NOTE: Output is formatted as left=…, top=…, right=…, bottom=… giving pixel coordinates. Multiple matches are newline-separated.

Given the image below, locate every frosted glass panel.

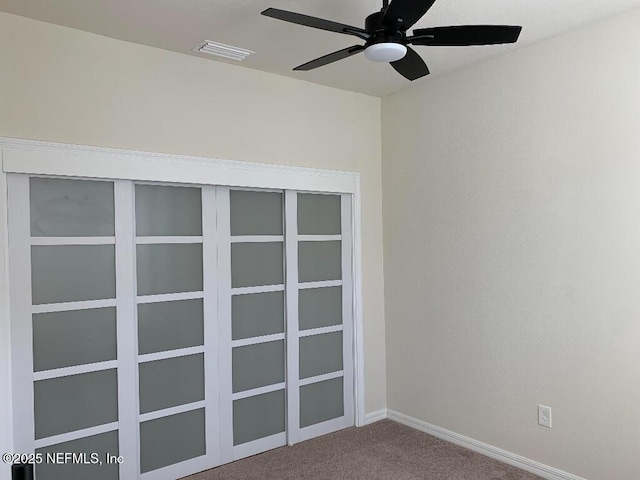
left=233, top=390, right=285, bottom=445
left=138, top=299, right=203, bottom=355
left=31, top=245, right=115, bottom=305
left=300, top=377, right=344, bottom=428
left=299, top=287, right=342, bottom=331
left=34, top=369, right=118, bottom=439
left=298, top=241, right=341, bottom=283
left=33, top=307, right=117, bottom=372
left=36, top=431, right=119, bottom=480
left=135, top=184, right=202, bottom=236
left=139, top=354, right=204, bottom=414
left=230, top=190, right=283, bottom=236
left=30, top=177, right=115, bottom=237
left=299, top=331, right=343, bottom=379
left=297, top=194, right=341, bottom=235
left=136, top=244, right=203, bottom=296
left=232, top=291, right=284, bottom=340
left=231, top=242, right=283, bottom=288
left=232, top=340, right=284, bottom=393
left=140, top=409, right=205, bottom=473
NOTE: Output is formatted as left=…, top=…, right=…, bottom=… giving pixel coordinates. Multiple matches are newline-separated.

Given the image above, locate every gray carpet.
left=184, top=420, right=543, bottom=480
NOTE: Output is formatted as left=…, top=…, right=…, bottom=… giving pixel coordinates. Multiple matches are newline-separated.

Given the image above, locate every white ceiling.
left=1, top=0, right=640, bottom=97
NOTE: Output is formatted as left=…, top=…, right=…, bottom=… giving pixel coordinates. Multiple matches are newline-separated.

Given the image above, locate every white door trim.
left=352, top=178, right=366, bottom=427
left=6, top=174, right=34, bottom=454
left=0, top=137, right=358, bottom=194
left=0, top=164, right=12, bottom=480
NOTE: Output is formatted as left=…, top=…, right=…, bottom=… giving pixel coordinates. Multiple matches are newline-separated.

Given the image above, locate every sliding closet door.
left=8, top=172, right=356, bottom=479
left=286, top=192, right=354, bottom=444
left=217, top=188, right=287, bottom=462
left=134, top=183, right=218, bottom=479
left=9, top=175, right=122, bottom=480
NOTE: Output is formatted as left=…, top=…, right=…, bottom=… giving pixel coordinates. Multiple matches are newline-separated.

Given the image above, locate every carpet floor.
left=183, top=420, right=544, bottom=480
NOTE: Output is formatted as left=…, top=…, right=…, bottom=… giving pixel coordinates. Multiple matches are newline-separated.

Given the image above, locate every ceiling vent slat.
left=193, top=40, right=254, bottom=61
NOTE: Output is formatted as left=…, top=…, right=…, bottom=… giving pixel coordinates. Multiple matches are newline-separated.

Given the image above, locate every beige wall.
left=382, top=8, right=640, bottom=480
left=5, top=5, right=640, bottom=479
left=0, top=12, right=386, bottom=471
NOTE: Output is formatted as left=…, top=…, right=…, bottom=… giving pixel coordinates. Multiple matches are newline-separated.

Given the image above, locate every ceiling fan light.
left=364, top=43, right=407, bottom=62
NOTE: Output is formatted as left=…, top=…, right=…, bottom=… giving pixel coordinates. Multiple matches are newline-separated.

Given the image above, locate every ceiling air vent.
left=193, top=40, right=254, bottom=61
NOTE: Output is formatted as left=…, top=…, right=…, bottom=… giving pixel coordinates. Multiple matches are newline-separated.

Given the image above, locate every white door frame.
left=0, top=137, right=366, bottom=476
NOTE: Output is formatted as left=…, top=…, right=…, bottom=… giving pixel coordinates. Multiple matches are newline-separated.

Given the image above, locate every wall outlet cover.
left=538, top=404, right=552, bottom=428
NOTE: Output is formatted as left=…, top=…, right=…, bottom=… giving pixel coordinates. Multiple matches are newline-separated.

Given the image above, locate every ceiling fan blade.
left=390, top=46, right=429, bottom=81
left=382, top=0, right=437, bottom=30
left=294, top=45, right=365, bottom=71
left=409, top=25, right=522, bottom=46
left=262, top=8, right=368, bottom=38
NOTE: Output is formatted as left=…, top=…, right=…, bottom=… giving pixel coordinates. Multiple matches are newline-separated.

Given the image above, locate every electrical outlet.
left=538, top=405, right=552, bottom=428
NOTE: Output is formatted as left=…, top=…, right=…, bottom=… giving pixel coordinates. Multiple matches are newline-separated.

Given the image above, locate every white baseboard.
left=383, top=409, right=587, bottom=480
left=364, top=408, right=387, bottom=425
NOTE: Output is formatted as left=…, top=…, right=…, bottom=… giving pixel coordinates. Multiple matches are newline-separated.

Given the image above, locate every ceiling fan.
left=262, top=0, right=522, bottom=80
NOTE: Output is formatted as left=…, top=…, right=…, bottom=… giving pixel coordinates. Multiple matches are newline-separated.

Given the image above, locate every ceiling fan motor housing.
left=363, top=11, right=407, bottom=62
left=365, top=11, right=405, bottom=40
